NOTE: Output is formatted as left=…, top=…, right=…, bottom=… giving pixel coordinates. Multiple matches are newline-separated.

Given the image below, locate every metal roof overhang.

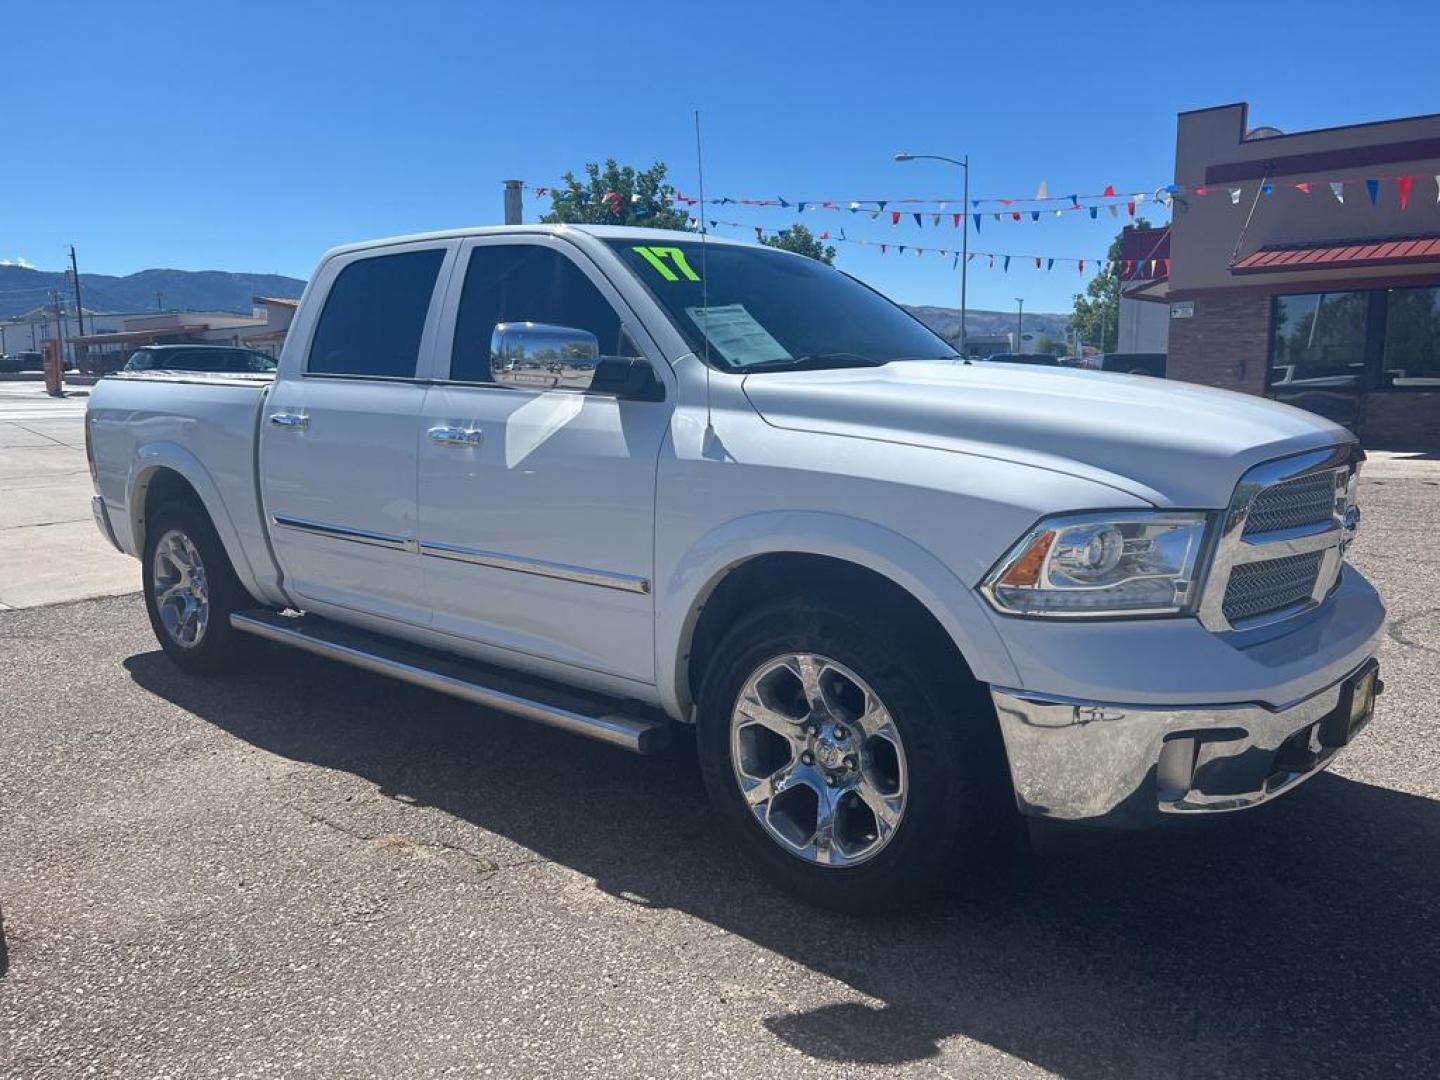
left=1232, top=236, right=1440, bottom=275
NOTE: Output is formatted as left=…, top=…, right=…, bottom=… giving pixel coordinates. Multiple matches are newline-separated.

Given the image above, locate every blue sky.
left=6, top=0, right=1437, bottom=315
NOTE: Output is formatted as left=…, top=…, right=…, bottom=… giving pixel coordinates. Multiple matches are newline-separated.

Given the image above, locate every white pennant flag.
left=1229, top=188, right=1242, bottom=205
left=1035, top=180, right=1049, bottom=200
left=1434, top=176, right=1439, bottom=204
left=932, top=214, right=942, bottom=226
left=1330, top=182, right=1345, bottom=204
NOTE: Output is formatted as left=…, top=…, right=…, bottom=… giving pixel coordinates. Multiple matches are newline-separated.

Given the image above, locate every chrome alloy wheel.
left=730, top=653, right=909, bottom=867
left=151, top=529, right=210, bottom=648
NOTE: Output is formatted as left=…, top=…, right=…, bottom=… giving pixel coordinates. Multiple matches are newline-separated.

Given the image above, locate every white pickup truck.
left=87, top=224, right=1384, bottom=911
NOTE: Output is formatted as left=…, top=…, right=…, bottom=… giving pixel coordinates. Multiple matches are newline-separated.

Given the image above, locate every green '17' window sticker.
left=632, top=246, right=700, bottom=282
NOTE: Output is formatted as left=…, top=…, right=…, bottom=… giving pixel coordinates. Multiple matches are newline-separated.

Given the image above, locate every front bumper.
left=991, top=660, right=1379, bottom=823
left=91, top=495, right=123, bottom=553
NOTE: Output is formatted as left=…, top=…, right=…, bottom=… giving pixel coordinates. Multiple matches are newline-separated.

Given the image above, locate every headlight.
left=980, top=511, right=1209, bottom=617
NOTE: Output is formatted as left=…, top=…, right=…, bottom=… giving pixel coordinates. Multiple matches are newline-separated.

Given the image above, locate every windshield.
left=605, top=240, right=957, bottom=372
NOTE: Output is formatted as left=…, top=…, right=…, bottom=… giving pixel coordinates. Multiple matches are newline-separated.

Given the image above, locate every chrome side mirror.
left=490, top=322, right=600, bottom=392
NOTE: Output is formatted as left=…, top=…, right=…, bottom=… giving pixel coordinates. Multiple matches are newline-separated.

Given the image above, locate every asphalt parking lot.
left=2, top=454, right=1438, bottom=1079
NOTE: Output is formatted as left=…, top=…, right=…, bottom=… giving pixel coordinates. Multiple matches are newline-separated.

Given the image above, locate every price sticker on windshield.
left=632, top=246, right=701, bottom=282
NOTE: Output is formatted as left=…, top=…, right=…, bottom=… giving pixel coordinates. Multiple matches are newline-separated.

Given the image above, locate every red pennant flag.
left=1011, top=211, right=1021, bottom=221
left=1295, top=182, right=1311, bottom=195
left=1398, top=176, right=1414, bottom=209
left=1194, top=186, right=1209, bottom=196
left=819, top=232, right=830, bottom=240
left=1102, top=184, right=1115, bottom=198
left=952, top=213, right=961, bottom=228
left=1000, top=198, right=1014, bottom=206
left=1035, top=257, right=1041, bottom=269
left=1078, top=259, right=1085, bottom=273
left=1127, top=201, right=1136, bottom=218
left=1163, top=258, right=1172, bottom=275
left=891, top=211, right=901, bottom=225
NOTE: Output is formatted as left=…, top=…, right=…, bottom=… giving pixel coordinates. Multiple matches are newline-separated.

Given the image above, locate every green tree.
left=1071, top=218, right=1152, bottom=352
left=758, top=223, right=837, bottom=265
left=539, top=160, right=695, bottom=231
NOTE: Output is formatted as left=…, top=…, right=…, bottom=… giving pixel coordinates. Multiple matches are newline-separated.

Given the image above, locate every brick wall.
left=1361, top=393, right=1440, bottom=448
left=1166, top=292, right=1270, bottom=396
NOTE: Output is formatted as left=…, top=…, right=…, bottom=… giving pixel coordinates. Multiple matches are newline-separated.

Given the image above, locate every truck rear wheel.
left=142, top=500, right=252, bottom=675
left=696, top=598, right=1009, bottom=913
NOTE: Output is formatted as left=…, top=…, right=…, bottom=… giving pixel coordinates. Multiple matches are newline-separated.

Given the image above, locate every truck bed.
left=87, top=372, right=285, bottom=605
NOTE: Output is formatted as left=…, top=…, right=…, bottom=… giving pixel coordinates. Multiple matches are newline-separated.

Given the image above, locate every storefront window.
left=1270, top=292, right=1368, bottom=389
left=1381, top=285, right=1440, bottom=388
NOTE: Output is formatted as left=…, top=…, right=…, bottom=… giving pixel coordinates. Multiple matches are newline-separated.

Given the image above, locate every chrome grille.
left=1197, top=446, right=1356, bottom=633
left=1242, top=471, right=1340, bottom=536
left=1222, top=551, right=1325, bottom=624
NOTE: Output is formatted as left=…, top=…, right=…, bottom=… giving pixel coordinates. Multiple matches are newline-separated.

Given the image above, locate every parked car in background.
left=88, top=224, right=1384, bottom=913
left=1083, top=352, right=1167, bottom=377
left=122, top=345, right=277, bottom=375
left=1, top=350, right=52, bottom=373
left=981, top=352, right=1063, bottom=366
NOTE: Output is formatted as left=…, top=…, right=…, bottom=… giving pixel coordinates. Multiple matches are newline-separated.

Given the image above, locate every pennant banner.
left=697, top=217, right=1110, bottom=275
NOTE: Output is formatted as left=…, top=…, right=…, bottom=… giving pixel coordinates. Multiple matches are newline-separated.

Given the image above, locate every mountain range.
left=0, top=266, right=306, bottom=320
left=1, top=266, right=1071, bottom=347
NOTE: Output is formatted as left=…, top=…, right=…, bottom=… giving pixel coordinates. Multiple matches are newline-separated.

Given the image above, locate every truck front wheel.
left=141, top=500, right=252, bottom=675
left=696, top=599, right=1009, bottom=913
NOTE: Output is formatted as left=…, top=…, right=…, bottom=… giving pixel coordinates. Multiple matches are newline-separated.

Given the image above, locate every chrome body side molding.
left=270, top=514, right=412, bottom=552
left=418, top=540, right=651, bottom=594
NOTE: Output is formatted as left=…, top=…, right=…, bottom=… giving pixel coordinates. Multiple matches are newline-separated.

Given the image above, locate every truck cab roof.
left=319, top=223, right=755, bottom=264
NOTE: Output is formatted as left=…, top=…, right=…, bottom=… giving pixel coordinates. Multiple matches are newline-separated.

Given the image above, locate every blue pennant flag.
left=952, top=254, right=959, bottom=270
left=876, top=200, right=887, bottom=212
left=1030, top=211, right=1040, bottom=221
left=1365, top=179, right=1380, bottom=205
left=1089, top=206, right=1098, bottom=219
left=1047, top=258, right=1054, bottom=271
left=1261, top=183, right=1274, bottom=197
left=973, top=213, right=981, bottom=232
left=797, top=202, right=807, bottom=213
left=1003, top=256, right=1011, bottom=272
left=1070, top=194, right=1079, bottom=208
left=777, top=197, right=790, bottom=208
left=913, top=212, right=923, bottom=227
left=898, top=245, right=906, bottom=254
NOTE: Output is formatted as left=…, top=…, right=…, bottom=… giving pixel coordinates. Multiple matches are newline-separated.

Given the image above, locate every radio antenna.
left=694, top=109, right=714, bottom=436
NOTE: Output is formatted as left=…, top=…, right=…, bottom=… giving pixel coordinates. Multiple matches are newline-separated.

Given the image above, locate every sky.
left=6, top=0, right=1439, bottom=316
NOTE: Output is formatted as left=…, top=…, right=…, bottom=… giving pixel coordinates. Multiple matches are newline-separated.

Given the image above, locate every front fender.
left=127, top=442, right=275, bottom=604
left=655, top=510, right=1023, bottom=720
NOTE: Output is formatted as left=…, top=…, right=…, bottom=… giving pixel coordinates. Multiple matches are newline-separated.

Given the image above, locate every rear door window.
left=308, top=248, right=445, bottom=379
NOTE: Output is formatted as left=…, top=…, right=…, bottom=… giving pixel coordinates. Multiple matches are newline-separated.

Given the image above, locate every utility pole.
left=1014, top=297, right=1024, bottom=353
left=895, top=151, right=969, bottom=353
left=155, top=290, right=164, bottom=312
left=68, top=246, right=86, bottom=337
left=503, top=180, right=523, bottom=225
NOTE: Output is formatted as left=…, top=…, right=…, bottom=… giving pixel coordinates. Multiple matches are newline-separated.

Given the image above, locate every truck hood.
left=741, top=360, right=1354, bottom=508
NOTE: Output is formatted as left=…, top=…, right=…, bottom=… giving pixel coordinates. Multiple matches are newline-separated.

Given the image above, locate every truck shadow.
left=125, top=646, right=1439, bottom=1078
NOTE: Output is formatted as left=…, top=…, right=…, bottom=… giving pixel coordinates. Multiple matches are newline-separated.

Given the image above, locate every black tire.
left=696, top=598, right=1011, bottom=914
left=141, top=498, right=253, bottom=675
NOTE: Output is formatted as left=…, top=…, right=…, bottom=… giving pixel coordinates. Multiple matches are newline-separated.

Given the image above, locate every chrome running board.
left=230, top=609, right=670, bottom=754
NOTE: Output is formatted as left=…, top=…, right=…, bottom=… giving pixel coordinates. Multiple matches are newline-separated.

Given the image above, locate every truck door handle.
left=269, top=412, right=309, bottom=430
left=428, top=425, right=483, bottom=446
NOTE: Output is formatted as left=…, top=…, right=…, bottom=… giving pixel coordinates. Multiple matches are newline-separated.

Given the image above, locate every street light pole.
left=895, top=151, right=968, bottom=354
left=1014, top=297, right=1024, bottom=352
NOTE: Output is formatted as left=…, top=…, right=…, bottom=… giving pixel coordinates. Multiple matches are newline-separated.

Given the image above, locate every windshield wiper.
left=742, top=352, right=892, bottom=372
